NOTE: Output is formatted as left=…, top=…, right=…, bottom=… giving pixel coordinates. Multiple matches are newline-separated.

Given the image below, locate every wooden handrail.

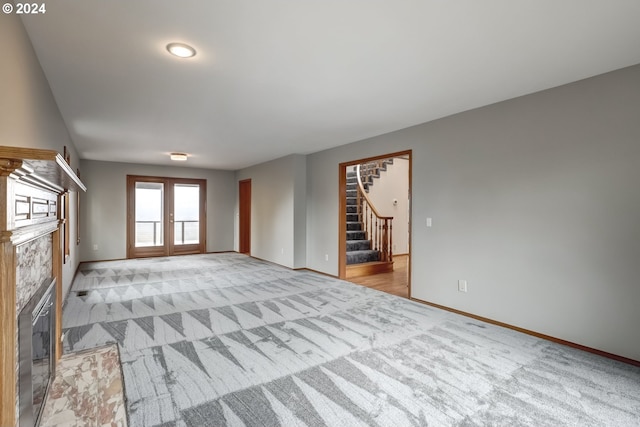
left=355, top=164, right=393, bottom=263
left=355, top=164, right=391, bottom=220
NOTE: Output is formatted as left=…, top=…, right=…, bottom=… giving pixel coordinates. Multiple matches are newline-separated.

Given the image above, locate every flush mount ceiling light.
left=170, top=152, right=188, bottom=161
left=166, top=42, right=196, bottom=58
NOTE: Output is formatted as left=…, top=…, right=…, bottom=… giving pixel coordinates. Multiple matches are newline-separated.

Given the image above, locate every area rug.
left=62, top=253, right=640, bottom=426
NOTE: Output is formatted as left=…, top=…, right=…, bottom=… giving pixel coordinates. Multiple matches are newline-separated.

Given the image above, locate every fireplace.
left=0, top=147, right=86, bottom=427
left=18, top=278, right=56, bottom=427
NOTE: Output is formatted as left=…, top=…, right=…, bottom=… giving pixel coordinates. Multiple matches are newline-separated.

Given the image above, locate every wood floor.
left=347, top=254, right=409, bottom=298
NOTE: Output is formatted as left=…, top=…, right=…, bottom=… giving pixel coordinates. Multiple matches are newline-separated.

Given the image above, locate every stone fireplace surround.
left=0, top=147, right=86, bottom=427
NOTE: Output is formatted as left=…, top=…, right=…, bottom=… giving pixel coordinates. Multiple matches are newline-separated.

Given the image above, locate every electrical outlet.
left=458, top=280, right=467, bottom=293
left=325, top=254, right=329, bottom=261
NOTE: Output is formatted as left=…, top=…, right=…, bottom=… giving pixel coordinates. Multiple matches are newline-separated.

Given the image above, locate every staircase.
left=345, top=161, right=394, bottom=278
left=360, top=158, right=393, bottom=193
left=346, top=170, right=380, bottom=265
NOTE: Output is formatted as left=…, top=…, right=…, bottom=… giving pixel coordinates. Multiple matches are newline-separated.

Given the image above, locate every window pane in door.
left=174, top=184, right=200, bottom=245
left=135, top=182, right=164, bottom=247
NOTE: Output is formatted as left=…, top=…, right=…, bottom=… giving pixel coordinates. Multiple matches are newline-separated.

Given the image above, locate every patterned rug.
left=63, top=253, right=640, bottom=426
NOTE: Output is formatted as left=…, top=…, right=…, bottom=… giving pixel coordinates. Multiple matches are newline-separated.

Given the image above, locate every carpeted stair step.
left=347, top=197, right=357, bottom=206
left=346, top=250, right=380, bottom=265
left=347, top=230, right=366, bottom=240
left=346, top=213, right=359, bottom=222
left=346, top=189, right=357, bottom=198
left=347, top=205, right=358, bottom=214
left=346, top=222, right=362, bottom=231
left=347, top=240, right=371, bottom=251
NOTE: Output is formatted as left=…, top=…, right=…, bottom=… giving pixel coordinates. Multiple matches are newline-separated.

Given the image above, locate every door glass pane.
left=174, top=184, right=200, bottom=245
left=135, top=182, right=164, bottom=247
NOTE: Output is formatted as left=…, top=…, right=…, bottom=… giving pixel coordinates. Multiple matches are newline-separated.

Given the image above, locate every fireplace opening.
left=18, top=278, right=56, bottom=427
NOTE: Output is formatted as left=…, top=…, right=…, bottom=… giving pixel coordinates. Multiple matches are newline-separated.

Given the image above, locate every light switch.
left=458, top=280, right=467, bottom=292
left=426, top=217, right=432, bottom=227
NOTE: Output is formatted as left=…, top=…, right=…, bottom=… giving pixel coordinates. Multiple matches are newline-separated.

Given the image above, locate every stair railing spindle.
left=362, top=202, right=367, bottom=240
left=379, top=220, right=382, bottom=261
left=367, top=209, right=372, bottom=246
left=388, top=220, right=393, bottom=262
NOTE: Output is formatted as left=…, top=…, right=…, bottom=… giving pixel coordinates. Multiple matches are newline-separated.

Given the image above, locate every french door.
left=127, top=175, right=206, bottom=258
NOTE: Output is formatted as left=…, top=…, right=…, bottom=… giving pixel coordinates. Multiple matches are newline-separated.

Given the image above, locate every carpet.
left=63, top=253, right=640, bottom=426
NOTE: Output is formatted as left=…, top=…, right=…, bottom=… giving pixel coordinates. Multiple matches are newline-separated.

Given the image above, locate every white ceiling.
left=21, top=1, right=640, bottom=170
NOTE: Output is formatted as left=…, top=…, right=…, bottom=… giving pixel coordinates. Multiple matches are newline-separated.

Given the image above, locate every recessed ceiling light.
left=170, top=153, right=188, bottom=161
left=166, top=43, right=196, bottom=58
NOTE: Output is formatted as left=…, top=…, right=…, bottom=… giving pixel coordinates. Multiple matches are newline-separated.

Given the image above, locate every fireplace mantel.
left=0, top=147, right=86, bottom=192
left=0, top=146, right=86, bottom=427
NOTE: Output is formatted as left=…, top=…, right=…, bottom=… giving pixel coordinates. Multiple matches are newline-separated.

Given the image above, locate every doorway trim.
left=126, top=175, right=207, bottom=258
left=338, top=150, right=412, bottom=296
left=238, top=179, right=252, bottom=255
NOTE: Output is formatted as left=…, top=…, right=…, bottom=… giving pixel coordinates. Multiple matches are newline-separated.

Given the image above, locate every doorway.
left=339, top=150, right=412, bottom=297
left=126, top=175, right=206, bottom=258
left=238, top=179, right=251, bottom=254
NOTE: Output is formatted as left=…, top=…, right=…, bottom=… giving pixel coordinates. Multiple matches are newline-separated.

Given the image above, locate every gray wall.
left=79, top=160, right=235, bottom=261
left=305, top=64, right=640, bottom=361
left=1, top=13, right=81, bottom=300
left=235, top=154, right=307, bottom=269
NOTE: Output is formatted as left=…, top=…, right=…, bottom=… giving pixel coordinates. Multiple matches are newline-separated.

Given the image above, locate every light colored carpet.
left=63, top=253, right=640, bottom=426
